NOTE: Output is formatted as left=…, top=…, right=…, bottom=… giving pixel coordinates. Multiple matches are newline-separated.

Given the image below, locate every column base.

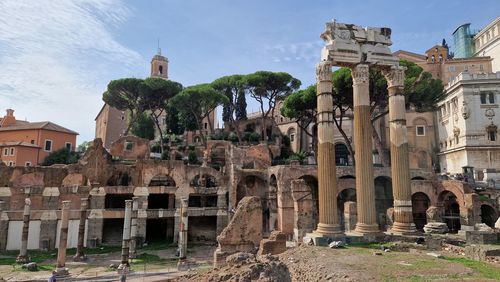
left=55, top=267, right=69, bottom=277
left=389, top=222, right=417, bottom=235
left=354, top=223, right=380, bottom=235
left=117, top=262, right=130, bottom=270
left=314, top=223, right=342, bottom=237
left=72, top=252, right=87, bottom=261
left=15, top=255, right=30, bottom=264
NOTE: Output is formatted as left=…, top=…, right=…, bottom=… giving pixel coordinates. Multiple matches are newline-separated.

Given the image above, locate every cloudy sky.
left=0, top=0, right=498, bottom=144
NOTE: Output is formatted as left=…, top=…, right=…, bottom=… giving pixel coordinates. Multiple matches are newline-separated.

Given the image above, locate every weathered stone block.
left=466, top=231, right=499, bottom=245
left=257, top=231, right=286, bottom=256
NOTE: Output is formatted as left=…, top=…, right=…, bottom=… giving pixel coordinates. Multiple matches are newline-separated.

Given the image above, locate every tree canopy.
left=245, top=71, right=301, bottom=140
left=170, top=84, right=229, bottom=147
left=103, top=78, right=143, bottom=135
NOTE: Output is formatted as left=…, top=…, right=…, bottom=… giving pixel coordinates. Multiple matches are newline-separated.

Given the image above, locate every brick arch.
left=437, top=181, right=469, bottom=207
left=142, top=165, right=184, bottom=189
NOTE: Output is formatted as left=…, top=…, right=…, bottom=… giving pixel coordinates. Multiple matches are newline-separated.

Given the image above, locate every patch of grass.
left=443, top=256, right=500, bottom=280
left=346, top=242, right=396, bottom=250
left=140, top=241, right=176, bottom=251
left=0, top=257, right=16, bottom=265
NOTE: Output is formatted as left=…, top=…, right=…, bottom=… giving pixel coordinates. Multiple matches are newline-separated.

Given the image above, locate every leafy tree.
left=212, top=75, right=247, bottom=142
left=130, top=111, right=155, bottom=140
left=165, top=104, right=184, bottom=135
left=43, top=148, right=79, bottom=166
left=170, top=84, right=229, bottom=147
left=77, top=141, right=92, bottom=154
left=139, top=78, right=183, bottom=151
left=103, top=78, right=143, bottom=135
left=245, top=71, right=301, bottom=140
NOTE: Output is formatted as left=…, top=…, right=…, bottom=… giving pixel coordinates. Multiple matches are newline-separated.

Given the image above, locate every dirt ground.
left=177, top=242, right=500, bottom=282
left=1, top=242, right=500, bottom=281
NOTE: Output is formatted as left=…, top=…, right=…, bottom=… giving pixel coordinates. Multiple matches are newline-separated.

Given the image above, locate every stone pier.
left=118, top=200, right=132, bottom=269
left=383, top=65, right=416, bottom=234
left=313, top=61, right=341, bottom=237
left=16, top=198, right=31, bottom=264
left=352, top=64, right=379, bottom=234
left=129, top=197, right=139, bottom=259
left=74, top=198, right=88, bottom=261
left=56, top=201, right=71, bottom=276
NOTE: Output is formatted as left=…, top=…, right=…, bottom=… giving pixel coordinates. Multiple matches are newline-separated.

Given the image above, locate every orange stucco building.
left=0, top=109, right=78, bottom=166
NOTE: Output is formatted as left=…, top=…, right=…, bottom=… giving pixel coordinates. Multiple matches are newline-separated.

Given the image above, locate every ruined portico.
left=315, top=21, right=414, bottom=238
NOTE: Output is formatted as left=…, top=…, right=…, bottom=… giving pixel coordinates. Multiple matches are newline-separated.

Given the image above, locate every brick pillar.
left=55, top=201, right=71, bottom=276
left=16, top=198, right=31, bottom=264
left=74, top=198, right=88, bottom=261
left=119, top=200, right=132, bottom=269
left=351, top=64, right=379, bottom=234
left=383, top=65, right=416, bottom=234
left=216, top=192, right=228, bottom=235
left=314, top=61, right=341, bottom=236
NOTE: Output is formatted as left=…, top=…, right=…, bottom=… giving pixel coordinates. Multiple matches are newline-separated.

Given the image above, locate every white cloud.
left=0, top=0, right=141, bottom=143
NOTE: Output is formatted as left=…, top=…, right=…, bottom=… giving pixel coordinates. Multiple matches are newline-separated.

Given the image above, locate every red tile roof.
left=0, top=121, right=78, bottom=135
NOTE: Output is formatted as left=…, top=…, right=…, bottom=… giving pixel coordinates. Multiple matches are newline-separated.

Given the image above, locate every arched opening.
left=335, top=143, right=349, bottom=166
left=148, top=174, right=176, bottom=187
left=337, top=188, right=356, bottom=231
left=439, top=191, right=461, bottom=233
left=481, top=204, right=496, bottom=228
left=411, top=176, right=426, bottom=180
left=190, top=174, right=217, bottom=188
left=106, top=172, right=131, bottom=186
left=159, top=65, right=163, bottom=74
left=287, top=128, right=296, bottom=144
left=339, top=175, right=355, bottom=179
left=299, top=175, right=319, bottom=228
left=412, top=192, right=430, bottom=230
left=374, top=176, right=393, bottom=229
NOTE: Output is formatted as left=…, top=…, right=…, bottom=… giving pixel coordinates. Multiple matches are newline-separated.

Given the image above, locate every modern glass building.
left=453, top=23, right=475, bottom=58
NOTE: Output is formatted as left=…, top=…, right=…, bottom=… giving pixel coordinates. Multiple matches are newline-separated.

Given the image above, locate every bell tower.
left=150, top=46, right=168, bottom=79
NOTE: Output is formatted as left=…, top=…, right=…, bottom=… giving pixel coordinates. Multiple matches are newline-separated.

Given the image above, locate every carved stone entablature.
left=351, top=64, right=369, bottom=85
left=316, top=61, right=332, bottom=82
left=320, top=21, right=399, bottom=67
left=461, top=101, right=471, bottom=119
left=382, top=65, right=406, bottom=89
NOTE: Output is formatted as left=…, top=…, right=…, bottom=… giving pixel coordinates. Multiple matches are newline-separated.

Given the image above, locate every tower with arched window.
left=150, top=48, right=168, bottom=80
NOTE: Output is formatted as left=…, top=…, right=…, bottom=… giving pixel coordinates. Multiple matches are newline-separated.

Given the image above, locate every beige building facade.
left=437, top=72, right=500, bottom=180
left=474, top=17, right=500, bottom=72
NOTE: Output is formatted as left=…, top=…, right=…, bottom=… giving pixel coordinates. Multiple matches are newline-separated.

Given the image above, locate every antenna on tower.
left=157, top=38, right=161, bottom=55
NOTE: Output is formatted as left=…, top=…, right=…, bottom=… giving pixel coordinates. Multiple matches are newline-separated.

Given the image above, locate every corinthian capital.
left=316, top=61, right=332, bottom=82
left=351, top=64, right=369, bottom=85
left=383, top=65, right=406, bottom=88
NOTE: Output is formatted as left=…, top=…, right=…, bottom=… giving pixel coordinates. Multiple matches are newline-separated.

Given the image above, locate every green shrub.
left=161, top=151, right=170, bottom=160
left=188, top=145, right=195, bottom=151
left=249, top=132, right=261, bottom=142
left=43, top=148, right=79, bottom=166
left=228, top=132, right=239, bottom=143
left=188, top=150, right=198, bottom=164
left=177, top=145, right=186, bottom=151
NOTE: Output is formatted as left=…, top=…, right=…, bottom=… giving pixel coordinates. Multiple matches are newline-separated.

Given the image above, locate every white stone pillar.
left=74, top=198, right=88, bottom=261
left=16, top=198, right=31, bottom=264
left=178, top=198, right=188, bottom=259
left=119, top=200, right=132, bottom=269
left=56, top=201, right=71, bottom=276
left=129, top=197, right=139, bottom=259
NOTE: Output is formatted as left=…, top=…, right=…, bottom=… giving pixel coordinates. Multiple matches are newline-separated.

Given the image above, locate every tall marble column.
left=178, top=198, right=188, bottom=259
left=351, top=64, right=379, bottom=234
left=74, top=198, right=88, bottom=261
left=16, top=198, right=31, bottom=264
left=314, top=61, right=341, bottom=236
left=383, top=65, right=416, bottom=234
left=129, top=197, right=139, bottom=259
left=118, top=200, right=132, bottom=269
left=56, top=201, right=71, bottom=276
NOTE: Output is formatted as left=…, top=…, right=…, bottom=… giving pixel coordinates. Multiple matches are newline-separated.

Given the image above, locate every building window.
left=487, top=125, right=497, bottom=141
left=290, top=133, right=295, bottom=142
left=25, top=162, right=31, bottom=167
left=480, top=64, right=484, bottom=71
left=3, top=148, right=8, bottom=156
left=125, top=141, right=134, bottom=151
left=159, top=65, right=163, bottom=74
left=30, top=139, right=35, bottom=144
left=44, top=140, right=53, bottom=152
left=463, top=65, right=468, bottom=72
left=9, top=148, right=14, bottom=156
left=448, top=66, right=456, bottom=72
left=8, top=161, right=14, bottom=167
left=481, top=93, right=487, bottom=104
left=481, top=92, right=496, bottom=104
left=204, top=122, right=208, bottom=130
left=489, top=93, right=495, bottom=104
left=65, top=142, right=72, bottom=151
left=416, top=126, right=425, bottom=136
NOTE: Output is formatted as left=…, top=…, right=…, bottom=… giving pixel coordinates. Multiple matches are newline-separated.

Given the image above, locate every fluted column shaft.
left=352, top=64, right=379, bottom=234
left=74, top=198, right=88, bottom=260
left=57, top=201, right=71, bottom=270
left=16, top=198, right=31, bottom=263
left=383, top=65, right=416, bottom=234
left=314, top=61, right=341, bottom=236
left=119, top=200, right=132, bottom=268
